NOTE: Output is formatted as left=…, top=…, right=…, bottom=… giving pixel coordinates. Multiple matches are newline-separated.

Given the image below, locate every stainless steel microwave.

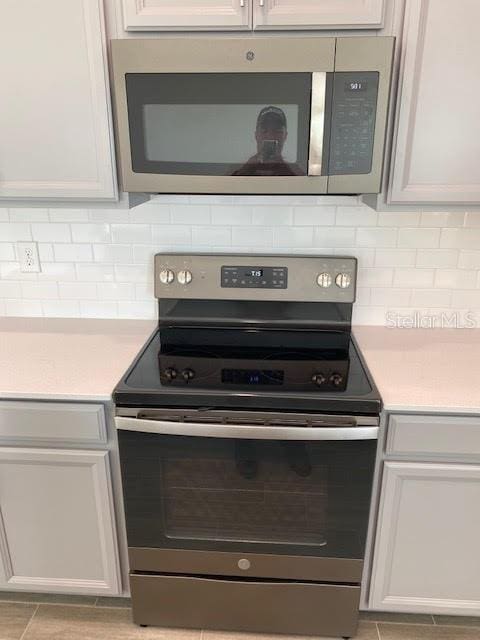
left=111, top=36, right=394, bottom=195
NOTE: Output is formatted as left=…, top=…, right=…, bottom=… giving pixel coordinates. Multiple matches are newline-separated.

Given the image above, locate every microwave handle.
left=116, top=416, right=378, bottom=441
left=308, top=72, right=328, bottom=176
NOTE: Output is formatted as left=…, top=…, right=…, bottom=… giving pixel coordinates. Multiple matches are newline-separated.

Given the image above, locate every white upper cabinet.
left=388, top=0, right=480, bottom=204
left=0, top=0, right=117, bottom=202
left=254, top=0, right=385, bottom=30
left=122, top=0, right=384, bottom=31
left=122, top=0, right=251, bottom=30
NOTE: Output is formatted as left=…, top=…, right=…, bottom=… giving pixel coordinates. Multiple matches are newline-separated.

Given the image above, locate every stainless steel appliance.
left=114, top=253, right=381, bottom=639
left=111, top=37, right=394, bottom=195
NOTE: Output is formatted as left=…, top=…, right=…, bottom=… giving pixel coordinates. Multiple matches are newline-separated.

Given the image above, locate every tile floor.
left=0, top=592, right=479, bottom=640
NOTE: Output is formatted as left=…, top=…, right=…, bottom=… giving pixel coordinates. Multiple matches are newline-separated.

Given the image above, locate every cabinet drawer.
left=387, top=414, right=480, bottom=459
left=0, top=401, right=106, bottom=446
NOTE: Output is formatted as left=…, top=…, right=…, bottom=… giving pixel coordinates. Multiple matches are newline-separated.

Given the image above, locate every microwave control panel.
left=328, top=71, right=379, bottom=175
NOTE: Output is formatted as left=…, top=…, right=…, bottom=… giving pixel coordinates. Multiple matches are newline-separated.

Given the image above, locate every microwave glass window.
left=126, top=73, right=311, bottom=177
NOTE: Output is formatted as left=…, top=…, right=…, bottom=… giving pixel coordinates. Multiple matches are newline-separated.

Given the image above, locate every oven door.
left=116, top=410, right=378, bottom=583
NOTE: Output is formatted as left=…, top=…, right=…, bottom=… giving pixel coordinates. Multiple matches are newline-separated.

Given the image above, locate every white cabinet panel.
left=254, top=0, right=384, bottom=30
left=122, top=0, right=250, bottom=30
left=0, top=402, right=106, bottom=447
left=370, top=461, right=480, bottom=614
left=389, top=0, right=480, bottom=204
left=0, top=448, right=120, bottom=595
left=0, top=0, right=117, bottom=201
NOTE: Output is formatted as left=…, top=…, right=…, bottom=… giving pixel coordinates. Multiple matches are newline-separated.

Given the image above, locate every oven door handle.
left=115, top=417, right=378, bottom=441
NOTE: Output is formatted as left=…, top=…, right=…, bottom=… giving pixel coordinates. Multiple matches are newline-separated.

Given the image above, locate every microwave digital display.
left=345, top=81, right=368, bottom=92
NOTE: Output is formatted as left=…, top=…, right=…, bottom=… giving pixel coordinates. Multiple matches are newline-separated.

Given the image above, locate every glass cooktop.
left=114, top=328, right=381, bottom=415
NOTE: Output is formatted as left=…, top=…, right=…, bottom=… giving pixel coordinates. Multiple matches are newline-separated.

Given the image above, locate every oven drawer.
left=130, top=573, right=360, bottom=637
left=129, top=547, right=363, bottom=582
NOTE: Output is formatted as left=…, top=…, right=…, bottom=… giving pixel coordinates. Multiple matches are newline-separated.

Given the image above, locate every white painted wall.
left=0, top=195, right=479, bottom=326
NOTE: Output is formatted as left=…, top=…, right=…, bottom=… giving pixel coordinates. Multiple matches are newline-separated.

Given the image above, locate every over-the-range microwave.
left=111, top=36, right=394, bottom=196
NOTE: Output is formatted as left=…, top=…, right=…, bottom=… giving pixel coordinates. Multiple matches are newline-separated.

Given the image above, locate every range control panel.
left=154, top=254, right=357, bottom=303
left=221, top=266, right=287, bottom=289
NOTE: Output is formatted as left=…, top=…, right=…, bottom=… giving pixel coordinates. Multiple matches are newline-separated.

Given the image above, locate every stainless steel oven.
left=116, top=409, right=378, bottom=637
left=114, top=253, right=381, bottom=638
left=111, top=36, right=394, bottom=195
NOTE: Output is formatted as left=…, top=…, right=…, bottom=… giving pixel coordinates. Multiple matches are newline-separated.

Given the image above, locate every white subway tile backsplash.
left=151, top=224, right=191, bottom=244
left=32, top=223, right=70, bottom=243
left=170, top=205, right=211, bottom=224
left=398, top=228, right=440, bottom=248
left=377, top=212, right=420, bottom=227
left=80, top=301, right=118, bottom=318
left=58, top=282, right=97, bottom=299
left=314, top=227, right=355, bottom=247
left=192, top=226, right=231, bottom=246
left=274, top=227, right=313, bottom=248
left=415, top=249, right=458, bottom=268
left=420, top=212, right=465, bottom=227
left=71, top=223, right=110, bottom=243
left=0, top=243, right=15, bottom=261
left=336, top=206, right=377, bottom=226
left=0, top=223, right=32, bottom=241
left=252, top=207, right=293, bottom=226
left=54, top=244, right=93, bottom=263
left=0, top=198, right=479, bottom=325
left=21, top=282, right=58, bottom=300
left=76, top=264, right=115, bottom=282
left=293, top=206, right=335, bottom=226
left=434, top=269, right=478, bottom=289
left=233, top=226, right=272, bottom=247
left=394, top=268, right=435, bottom=288
left=356, top=228, right=397, bottom=248
left=458, top=250, right=480, bottom=269
left=9, top=208, right=49, bottom=222
left=375, top=250, right=416, bottom=267
left=41, top=300, right=80, bottom=317
left=49, top=209, right=89, bottom=223
left=211, top=206, right=252, bottom=225
left=93, top=244, right=133, bottom=264
left=112, top=224, right=151, bottom=244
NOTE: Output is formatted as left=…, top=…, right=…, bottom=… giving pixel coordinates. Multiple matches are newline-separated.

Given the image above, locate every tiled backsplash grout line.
left=1, top=199, right=480, bottom=324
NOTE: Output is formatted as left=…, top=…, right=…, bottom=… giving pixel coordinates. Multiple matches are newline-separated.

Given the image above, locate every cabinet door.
left=0, top=448, right=120, bottom=595
left=122, top=0, right=250, bottom=30
left=254, top=0, right=384, bottom=30
left=370, top=461, right=480, bottom=614
left=388, top=0, right=480, bottom=204
left=0, top=0, right=117, bottom=201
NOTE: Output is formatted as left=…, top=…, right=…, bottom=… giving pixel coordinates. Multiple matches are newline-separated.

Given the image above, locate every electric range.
left=113, top=253, right=381, bottom=639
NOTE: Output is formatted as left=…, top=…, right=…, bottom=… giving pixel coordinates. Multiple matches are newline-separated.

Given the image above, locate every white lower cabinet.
left=0, top=448, right=120, bottom=595
left=370, top=461, right=480, bottom=614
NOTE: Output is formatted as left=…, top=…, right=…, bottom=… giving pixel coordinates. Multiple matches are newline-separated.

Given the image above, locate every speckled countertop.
left=0, top=318, right=478, bottom=412
left=354, top=326, right=480, bottom=414
left=0, top=318, right=155, bottom=401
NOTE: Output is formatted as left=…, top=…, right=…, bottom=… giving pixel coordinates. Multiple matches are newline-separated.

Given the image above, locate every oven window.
left=125, top=73, right=311, bottom=176
left=119, top=431, right=376, bottom=559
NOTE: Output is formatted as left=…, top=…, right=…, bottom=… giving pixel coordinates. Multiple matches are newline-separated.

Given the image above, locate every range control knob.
left=159, top=269, right=175, bottom=284
left=181, top=368, right=195, bottom=382
left=177, top=270, right=193, bottom=285
left=316, top=272, right=332, bottom=288
left=312, top=373, right=326, bottom=386
left=335, top=272, right=351, bottom=289
left=329, top=373, right=343, bottom=387
left=164, top=367, right=177, bottom=380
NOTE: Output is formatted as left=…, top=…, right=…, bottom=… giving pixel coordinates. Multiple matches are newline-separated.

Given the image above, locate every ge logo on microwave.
left=246, top=51, right=255, bottom=61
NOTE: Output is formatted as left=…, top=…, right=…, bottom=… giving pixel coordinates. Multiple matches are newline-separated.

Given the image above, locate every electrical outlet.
left=17, top=242, right=41, bottom=273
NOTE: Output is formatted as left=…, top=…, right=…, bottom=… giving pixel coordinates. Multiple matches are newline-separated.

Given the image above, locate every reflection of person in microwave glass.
left=232, top=106, right=303, bottom=176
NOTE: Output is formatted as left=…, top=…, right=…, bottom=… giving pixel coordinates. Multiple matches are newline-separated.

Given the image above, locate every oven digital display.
left=222, top=369, right=284, bottom=385
left=221, top=265, right=287, bottom=289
